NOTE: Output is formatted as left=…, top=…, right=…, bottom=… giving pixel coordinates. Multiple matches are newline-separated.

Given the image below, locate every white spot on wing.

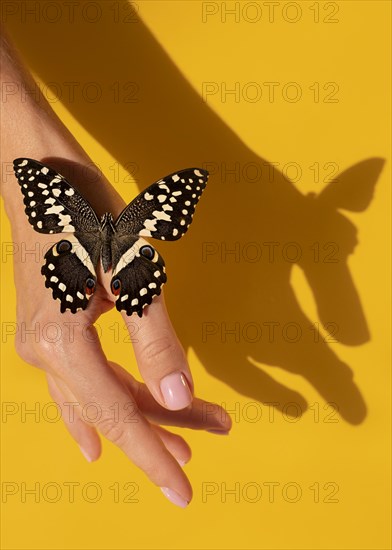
left=144, top=192, right=154, bottom=200
left=140, top=288, right=147, bottom=296
left=152, top=210, right=171, bottom=222
left=172, top=174, right=180, bottom=182
left=144, top=219, right=157, bottom=232
left=57, top=214, right=73, bottom=227
left=66, top=294, right=73, bottom=302
left=45, top=205, right=63, bottom=217
left=59, top=282, right=66, bottom=292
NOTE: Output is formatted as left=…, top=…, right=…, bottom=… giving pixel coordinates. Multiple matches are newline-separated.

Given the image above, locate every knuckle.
left=13, top=311, right=61, bottom=367
left=140, top=335, right=180, bottom=365
left=14, top=339, right=37, bottom=366
left=95, top=415, right=128, bottom=447
left=35, top=339, right=66, bottom=372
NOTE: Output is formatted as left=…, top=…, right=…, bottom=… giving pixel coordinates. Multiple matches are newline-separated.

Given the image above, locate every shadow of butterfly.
left=13, top=158, right=208, bottom=316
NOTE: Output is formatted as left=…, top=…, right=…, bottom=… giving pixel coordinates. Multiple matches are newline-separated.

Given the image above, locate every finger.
left=151, top=425, right=192, bottom=466
left=46, top=373, right=102, bottom=462
left=110, top=361, right=232, bottom=433
left=43, top=327, right=192, bottom=507
left=123, top=293, right=194, bottom=411
left=50, top=368, right=192, bottom=467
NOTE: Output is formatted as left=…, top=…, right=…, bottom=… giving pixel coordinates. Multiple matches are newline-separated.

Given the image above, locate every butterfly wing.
left=110, top=237, right=167, bottom=317
left=109, top=168, right=207, bottom=316
left=42, top=236, right=100, bottom=313
left=13, top=159, right=101, bottom=313
left=13, top=158, right=99, bottom=233
left=114, top=168, right=208, bottom=240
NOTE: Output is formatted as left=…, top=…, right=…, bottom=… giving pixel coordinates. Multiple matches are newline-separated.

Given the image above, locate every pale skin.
left=0, top=26, right=231, bottom=508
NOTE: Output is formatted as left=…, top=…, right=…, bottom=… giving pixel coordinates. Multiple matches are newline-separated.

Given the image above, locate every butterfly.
left=13, top=158, right=208, bottom=317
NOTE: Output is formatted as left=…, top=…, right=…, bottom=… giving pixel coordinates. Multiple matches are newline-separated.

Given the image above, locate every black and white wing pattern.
left=110, top=168, right=208, bottom=316
left=110, top=237, right=167, bottom=317
left=114, top=168, right=209, bottom=240
left=41, top=236, right=99, bottom=313
left=13, top=158, right=100, bottom=312
left=14, top=159, right=208, bottom=317
left=13, top=158, right=99, bottom=234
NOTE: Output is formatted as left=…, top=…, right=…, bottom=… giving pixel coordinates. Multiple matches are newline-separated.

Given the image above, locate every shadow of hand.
left=7, top=1, right=385, bottom=424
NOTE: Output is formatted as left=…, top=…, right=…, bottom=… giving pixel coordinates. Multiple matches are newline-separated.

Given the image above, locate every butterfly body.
left=13, top=158, right=208, bottom=317
left=99, top=212, right=116, bottom=272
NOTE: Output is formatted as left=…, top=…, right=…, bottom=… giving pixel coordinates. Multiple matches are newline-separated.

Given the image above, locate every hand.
left=0, top=25, right=231, bottom=508
left=10, top=190, right=231, bottom=508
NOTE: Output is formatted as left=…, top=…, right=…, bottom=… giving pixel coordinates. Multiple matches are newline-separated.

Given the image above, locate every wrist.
left=1, top=25, right=126, bottom=224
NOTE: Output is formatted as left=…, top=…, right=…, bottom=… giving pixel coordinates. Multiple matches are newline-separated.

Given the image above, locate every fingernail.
left=160, top=487, right=189, bottom=508
left=176, top=458, right=188, bottom=467
left=160, top=371, right=192, bottom=410
left=207, top=429, right=230, bottom=435
left=79, top=445, right=93, bottom=462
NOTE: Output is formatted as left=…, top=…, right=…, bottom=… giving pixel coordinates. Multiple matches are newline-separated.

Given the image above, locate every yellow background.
left=1, top=1, right=391, bottom=549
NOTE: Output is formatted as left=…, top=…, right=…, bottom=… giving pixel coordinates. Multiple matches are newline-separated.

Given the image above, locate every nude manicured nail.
left=160, top=371, right=192, bottom=410
left=160, top=487, right=189, bottom=508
